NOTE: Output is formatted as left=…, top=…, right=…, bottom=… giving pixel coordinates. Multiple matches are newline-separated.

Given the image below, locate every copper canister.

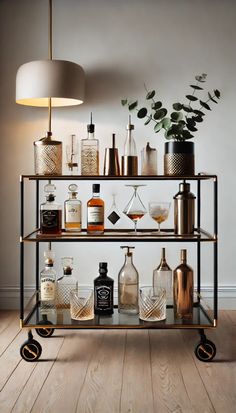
left=173, top=249, right=193, bottom=319
left=174, top=182, right=195, bottom=235
left=34, top=131, right=62, bottom=176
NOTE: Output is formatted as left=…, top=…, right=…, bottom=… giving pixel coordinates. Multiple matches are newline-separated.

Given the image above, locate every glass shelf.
left=23, top=228, right=216, bottom=243
left=23, top=305, right=214, bottom=329
left=21, top=174, right=217, bottom=181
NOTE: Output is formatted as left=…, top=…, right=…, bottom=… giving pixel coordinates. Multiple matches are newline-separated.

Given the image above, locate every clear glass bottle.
left=81, top=113, right=99, bottom=175
left=121, top=115, right=138, bottom=176
left=153, top=248, right=172, bottom=305
left=40, top=250, right=56, bottom=311
left=40, top=183, right=62, bottom=234
left=87, top=184, right=104, bottom=234
left=94, top=262, right=114, bottom=315
left=56, top=257, right=78, bottom=309
left=173, top=249, right=193, bottom=319
left=118, top=246, right=139, bottom=314
left=64, top=184, right=82, bottom=232
left=141, top=142, right=157, bottom=175
left=65, top=134, right=79, bottom=174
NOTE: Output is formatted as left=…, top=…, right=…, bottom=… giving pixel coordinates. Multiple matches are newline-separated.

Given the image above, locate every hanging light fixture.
left=15, top=0, right=85, bottom=175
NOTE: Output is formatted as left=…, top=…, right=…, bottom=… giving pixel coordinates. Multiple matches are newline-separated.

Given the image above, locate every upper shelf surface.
left=21, top=174, right=217, bottom=181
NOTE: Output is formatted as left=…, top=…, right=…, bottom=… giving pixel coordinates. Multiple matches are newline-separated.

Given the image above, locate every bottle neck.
left=99, top=271, right=107, bottom=277
left=124, top=253, right=133, bottom=265
left=87, top=132, right=95, bottom=139
left=69, top=193, right=77, bottom=200
left=93, top=192, right=100, bottom=198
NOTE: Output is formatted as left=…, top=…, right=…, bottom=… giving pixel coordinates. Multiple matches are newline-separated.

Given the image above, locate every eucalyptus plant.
left=121, top=74, right=220, bottom=141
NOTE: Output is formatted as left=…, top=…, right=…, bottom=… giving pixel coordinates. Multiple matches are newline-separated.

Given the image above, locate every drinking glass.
left=123, top=185, right=147, bottom=233
left=139, top=287, right=166, bottom=322
left=70, top=288, right=94, bottom=321
left=149, top=202, right=171, bottom=234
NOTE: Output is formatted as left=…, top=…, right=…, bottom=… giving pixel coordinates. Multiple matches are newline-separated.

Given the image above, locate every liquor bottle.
left=118, top=246, right=139, bottom=314
left=40, top=183, right=62, bottom=234
left=56, top=257, right=78, bottom=309
left=173, top=249, right=193, bottom=319
left=87, top=184, right=104, bottom=234
left=64, top=184, right=82, bottom=232
left=81, top=113, right=99, bottom=175
left=121, top=115, right=138, bottom=176
left=173, top=182, right=196, bottom=235
left=94, top=262, right=114, bottom=315
left=153, top=248, right=173, bottom=305
left=40, top=250, right=56, bottom=311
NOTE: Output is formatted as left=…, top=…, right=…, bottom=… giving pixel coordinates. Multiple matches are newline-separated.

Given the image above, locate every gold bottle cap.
left=181, top=249, right=187, bottom=262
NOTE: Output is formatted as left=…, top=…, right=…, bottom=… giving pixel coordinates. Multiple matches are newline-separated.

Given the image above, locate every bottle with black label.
left=94, top=262, right=114, bottom=315
left=87, top=184, right=104, bottom=234
left=40, top=183, right=62, bottom=234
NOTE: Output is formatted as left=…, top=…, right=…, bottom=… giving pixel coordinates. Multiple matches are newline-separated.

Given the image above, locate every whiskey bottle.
left=173, top=249, right=193, bottom=319
left=121, top=115, right=138, bottom=176
left=40, top=250, right=56, bottom=311
left=81, top=112, right=99, bottom=175
left=118, top=246, right=139, bottom=314
left=94, top=262, right=114, bottom=315
left=153, top=248, right=173, bottom=305
left=87, top=184, right=104, bottom=234
left=40, top=183, right=62, bottom=234
left=64, top=184, right=82, bottom=232
left=56, top=257, right=78, bottom=309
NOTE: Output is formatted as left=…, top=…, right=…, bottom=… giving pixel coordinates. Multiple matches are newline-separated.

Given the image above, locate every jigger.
left=103, top=133, right=120, bottom=176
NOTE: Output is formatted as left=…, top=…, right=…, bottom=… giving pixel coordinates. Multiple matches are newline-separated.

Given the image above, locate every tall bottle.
left=94, top=262, right=114, bottom=315
left=56, top=257, right=78, bottom=309
left=81, top=113, right=99, bottom=175
left=87, top=184, right=104, bottom=234
left=174, top=182, right=196, bottom=235
left=40, top=183, right=62, bottom=234
left=153, top=248, right=172, bottom=305
left=64, top=184, right=82, bottom=232
left=173, top=249, right=193, bottom=319
left=40, top=250, right=56, bottom=311
left=118, top=246, right=139, bottom=314
left=121, top=115, right=138, bottom=176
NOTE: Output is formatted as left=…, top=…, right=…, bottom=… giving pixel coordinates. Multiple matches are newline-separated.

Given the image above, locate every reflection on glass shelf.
left=24, top=305, right=213, bottom=328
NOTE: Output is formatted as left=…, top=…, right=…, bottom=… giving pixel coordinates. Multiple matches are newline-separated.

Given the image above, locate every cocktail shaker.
left=103, top=133, right=120, bottom=176
left=173, top=182, right=195, bottom=235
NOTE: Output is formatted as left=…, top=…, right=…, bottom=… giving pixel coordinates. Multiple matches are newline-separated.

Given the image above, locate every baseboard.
left=0, top=285, right=235, bottom=310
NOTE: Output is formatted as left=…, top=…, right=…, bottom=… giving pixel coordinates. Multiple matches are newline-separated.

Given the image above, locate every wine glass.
left=123, top=185, right=147, bottom=233
left=149, top=202, right=171, bottom=234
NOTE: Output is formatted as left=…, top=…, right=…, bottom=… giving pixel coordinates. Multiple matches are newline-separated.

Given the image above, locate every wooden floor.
left=0, top=311, right=235, bottom=413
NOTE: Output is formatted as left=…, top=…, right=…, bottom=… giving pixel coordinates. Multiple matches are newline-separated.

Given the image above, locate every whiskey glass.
left=123, top=185, right=147, bottom=233
left=70, top=288, right=94, bottom=321
left=139, top=287, right=166, bottom=322
left=149, top=202, right=171, bottom=234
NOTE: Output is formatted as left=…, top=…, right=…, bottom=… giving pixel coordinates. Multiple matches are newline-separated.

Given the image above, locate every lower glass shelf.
left=22, top=304, right=214, bottom=329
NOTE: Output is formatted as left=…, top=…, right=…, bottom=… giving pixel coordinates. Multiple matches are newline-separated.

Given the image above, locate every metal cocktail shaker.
left=173, top=182, right=195, bottom=235
left=103, top=134, right=120, bottom=176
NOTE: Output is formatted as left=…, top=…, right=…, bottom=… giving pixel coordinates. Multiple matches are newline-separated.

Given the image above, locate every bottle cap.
left=181, top=249, right=187, bottom=261
left=68, top=184, right=78, bottom=194
left=179, top=182, right=190, bottom=192
left=120, top=246, right=135, bottom=256
left=93, top=184, right=100, bottom=193
left=46, top=193, right=55, bottom=202
left=87, top=112, right=95, bottom=133
left=99, top=262, right=108, bottom=273
left=63, top=266, right=72, bottom=275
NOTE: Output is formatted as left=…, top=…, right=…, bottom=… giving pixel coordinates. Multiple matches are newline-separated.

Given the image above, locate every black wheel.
left=20, top=339, right=42, bottom=362
left=195, top=339, right=216, bottom=362
left=36, top=327, right=54, bottom=338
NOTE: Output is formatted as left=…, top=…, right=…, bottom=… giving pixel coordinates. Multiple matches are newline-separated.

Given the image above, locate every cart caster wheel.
left=20, top=339, right=42, bottom=362
left=36, top=327, right=54, bottom=338
left=195, top=340, right=216, bottom=362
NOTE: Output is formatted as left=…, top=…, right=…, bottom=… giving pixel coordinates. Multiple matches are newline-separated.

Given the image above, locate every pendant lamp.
left=15, top=0, right=85, bottom=175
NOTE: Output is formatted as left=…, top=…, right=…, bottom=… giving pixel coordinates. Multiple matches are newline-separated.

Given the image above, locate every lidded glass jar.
left=34, top=131, right=62, bottom=175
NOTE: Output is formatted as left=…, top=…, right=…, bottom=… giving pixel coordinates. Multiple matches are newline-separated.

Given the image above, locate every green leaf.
left=192, top=115, right=203, bottom=123
left=208, top=92, right=217, bottom=104
left=182, top=130, right=194, bottom=140
left=137, top=108, right=148, bottom=118
left=151, top=101, right=162, bottom=110
left=200, top=100, right=211, bottom=111
left=214, top=89, right=221, bottom=99
left=186, top=124, right=198, bottom=132
left=171, top=112, right=183, bottom=122
left=146, top=90, right=155, bottom=100
left=172, top=103, right=183, bottom=111
left=153, top=108, right=167, bottom=120
left=162, top=117, right=171, bottom=130
left=186, top=95, right=198, bottom=101
left=128, top=101, right=138, bottom=110
left=193, top=109, right=205, bottom=116
left=190, top=85, right=203, bottom=90
left=144, top=116, right=152, bottom=125
left=195, top=73, right=207, bottom=82
left=121, top=99, right=128, bottom=106
left=154, top=121, right=163, bottom=132
left=182, top=105, right=192, bottom=113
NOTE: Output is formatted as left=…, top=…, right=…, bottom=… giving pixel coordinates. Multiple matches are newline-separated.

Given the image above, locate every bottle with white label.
left=64, top=184, right=82, bottom=232
left=87, top=184, right=104, bottom=234
left=40, top=250, right=56, bottom=311
left=94, top=262, right=114, bottom=315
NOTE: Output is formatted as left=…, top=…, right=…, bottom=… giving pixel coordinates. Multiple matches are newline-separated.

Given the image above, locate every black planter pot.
left=164, top=141, right=195, bottom=176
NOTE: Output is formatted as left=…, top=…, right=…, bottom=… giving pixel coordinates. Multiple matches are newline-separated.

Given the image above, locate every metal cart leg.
left=194, top=328, right=216, bottom=362
left=20, top=329, right=42, bottom=362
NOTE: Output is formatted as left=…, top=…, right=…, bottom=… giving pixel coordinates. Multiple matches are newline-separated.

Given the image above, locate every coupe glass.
left=149, top=202, right=171, bottom=234
left=123, top=185, right=147, bottom=233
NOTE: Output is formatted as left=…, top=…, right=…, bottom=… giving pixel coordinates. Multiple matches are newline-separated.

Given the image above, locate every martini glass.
left=123, top=185, right=147, bottom=233
left=149, top=202, right=171, bottom=234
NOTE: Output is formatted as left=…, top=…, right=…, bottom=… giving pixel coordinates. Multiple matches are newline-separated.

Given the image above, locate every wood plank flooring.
left=0, top=311, right=235, bottom=413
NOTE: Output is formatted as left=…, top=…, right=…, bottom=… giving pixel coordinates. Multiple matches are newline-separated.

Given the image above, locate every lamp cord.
left=48, top=0, right=52, bottom=133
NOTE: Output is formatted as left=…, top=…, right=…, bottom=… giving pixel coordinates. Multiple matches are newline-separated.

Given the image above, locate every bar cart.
left=19, top=174, right=218, bottom=362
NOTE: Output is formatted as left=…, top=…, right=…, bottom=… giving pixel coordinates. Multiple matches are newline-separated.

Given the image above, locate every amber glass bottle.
left=87, top=184, right=104, bottom=234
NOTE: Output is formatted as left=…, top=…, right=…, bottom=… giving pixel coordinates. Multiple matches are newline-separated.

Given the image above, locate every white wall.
left=0, top=0, right=235, bottom=309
